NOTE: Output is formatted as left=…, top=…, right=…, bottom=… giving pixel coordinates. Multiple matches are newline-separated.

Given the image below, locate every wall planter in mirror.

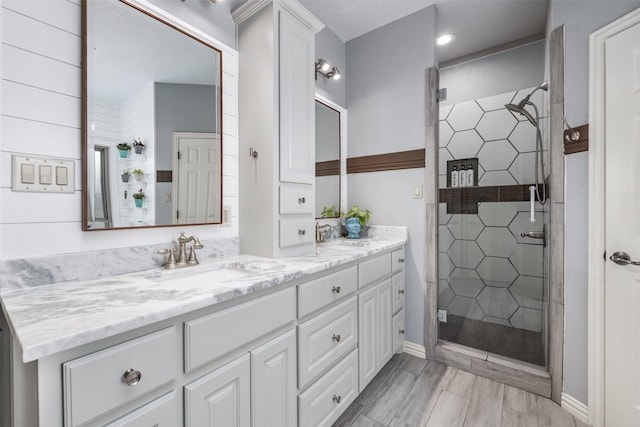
left=116, top=143, right=131, bottom=158
left=132, top=169, right=144, bottom=182
left=121, top=170, right=130, bottom=183
left=132, top=138, right=145, bottom=154
left=133, top=190, right=145, bottom=208
left=82, top=0, right=224, bottom=230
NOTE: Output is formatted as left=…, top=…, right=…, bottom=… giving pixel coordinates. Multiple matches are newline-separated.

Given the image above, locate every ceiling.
left=229, top=0, right=549, bottom=64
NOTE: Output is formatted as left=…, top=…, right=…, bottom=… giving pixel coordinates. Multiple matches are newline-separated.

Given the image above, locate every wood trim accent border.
left=439, top=184, right=547, bottom=204
left=564, top=124, right=589, bottom=155
left=347, top=149, right=425, bottom=174
left=316, top=160, right=340, bottom=176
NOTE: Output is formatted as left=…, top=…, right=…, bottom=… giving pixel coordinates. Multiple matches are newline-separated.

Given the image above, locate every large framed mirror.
left=315, top=95, right=346, bottom=219
left=82, top=0, right=223, bottom=230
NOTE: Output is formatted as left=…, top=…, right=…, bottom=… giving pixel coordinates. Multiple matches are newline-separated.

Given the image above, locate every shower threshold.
left=435, top=340, right=551, bottom=398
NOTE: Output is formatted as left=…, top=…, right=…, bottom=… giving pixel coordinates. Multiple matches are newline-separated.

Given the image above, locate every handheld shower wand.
left=504, top=81, right=549, bottom=207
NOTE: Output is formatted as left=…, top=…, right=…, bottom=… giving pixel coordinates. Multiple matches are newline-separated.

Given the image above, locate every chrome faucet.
left=316, top=223, right=334, bottom=243
left=158, top=232, right=204, bottom=269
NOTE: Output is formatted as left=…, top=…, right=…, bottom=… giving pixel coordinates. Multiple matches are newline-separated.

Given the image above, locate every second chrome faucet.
left=158, top=232, right=204, bottom=269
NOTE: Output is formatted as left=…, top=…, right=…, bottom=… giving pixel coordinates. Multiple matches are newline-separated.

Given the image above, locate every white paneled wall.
left=0, top=0, right=238, bottom=260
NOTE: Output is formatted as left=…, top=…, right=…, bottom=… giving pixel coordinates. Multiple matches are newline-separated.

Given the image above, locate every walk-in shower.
left=437, top=85, right=550, bottom=367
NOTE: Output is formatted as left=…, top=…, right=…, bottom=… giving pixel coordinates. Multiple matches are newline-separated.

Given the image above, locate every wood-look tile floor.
left=332, top=353, right=588, bottom=427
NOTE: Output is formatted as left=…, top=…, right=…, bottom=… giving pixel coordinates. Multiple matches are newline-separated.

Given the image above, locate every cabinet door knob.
left=298, top=197, right=306, bottom=204
left=298, top=229, right=306, bottom=236
left=399, top=329, right=405, bottom=335
left=122, top=369, right=142, bottom=386
left=333, top=394, right=342, bottom=404
left=332, top=286, right=341, bottom=294
left=398, top=258, right=405, bottom=263
left=332, top=334, right=341, bottom=343
left=399, top=289, right=405, bottom=294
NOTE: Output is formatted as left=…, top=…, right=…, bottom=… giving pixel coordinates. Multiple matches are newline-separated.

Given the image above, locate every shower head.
left=504, top=81, right=548, bottom=126
left=505, top=102, right=536, bottom=125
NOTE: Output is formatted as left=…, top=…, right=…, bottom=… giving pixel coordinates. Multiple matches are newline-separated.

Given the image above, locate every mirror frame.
left=81, top=0, right=224, bottom=231
left=315, top=94, right=347, bottom=220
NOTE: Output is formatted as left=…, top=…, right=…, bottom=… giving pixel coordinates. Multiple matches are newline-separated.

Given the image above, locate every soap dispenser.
left=451, top=165, right=459, bottom=188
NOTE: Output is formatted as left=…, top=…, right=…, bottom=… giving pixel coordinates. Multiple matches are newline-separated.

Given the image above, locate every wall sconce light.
left=315, top=58, right=341, bottom=81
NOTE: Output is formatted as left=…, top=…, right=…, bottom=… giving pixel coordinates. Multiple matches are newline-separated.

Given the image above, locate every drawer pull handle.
left=398, top=258, right=405, bottom=263
left=399, top=329, right=405, bottom=335
left=333, top=394, right=342, bottom=404
left=332, top=334, right=341, bottom=343
left=399, top=289, right=405, bottom=294
left=298, top=197, right=306, bottom=204
left=298, top=229, right=306, bottom=236
left=332, top=286, right=341, bottom=294
left=122, top=369, right=142, bottom=386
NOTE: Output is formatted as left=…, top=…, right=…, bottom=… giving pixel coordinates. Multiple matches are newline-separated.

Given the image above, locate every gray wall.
left=439, top=40, right=546, bottom=106
left=315, top=27, right=346, bottom=107
left=154, top=83, right=219, bottom=224
left=346, top=5, right=436, bottom=347
left=347, top=6, right=436, bottom=158
left=548, top=0, right=640, bottom=406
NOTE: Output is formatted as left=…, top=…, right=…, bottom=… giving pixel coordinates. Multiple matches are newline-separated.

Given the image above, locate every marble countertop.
left=1, top=235, right=406, bottom=363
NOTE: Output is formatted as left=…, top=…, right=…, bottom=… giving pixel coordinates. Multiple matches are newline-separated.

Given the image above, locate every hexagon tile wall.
left=437, top=87, right=548, bottom=334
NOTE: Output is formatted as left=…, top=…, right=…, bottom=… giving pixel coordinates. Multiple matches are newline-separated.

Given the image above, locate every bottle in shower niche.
left=459, top=164, right=466, bottom=187
left=451, top=165, right=459, bottom=187
left=466, top=163, right=474, bottom=187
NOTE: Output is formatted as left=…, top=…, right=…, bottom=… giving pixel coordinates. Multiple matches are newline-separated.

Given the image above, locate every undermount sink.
left=145, top=264, right=257, bottom=288
left=322, top=239, right=372, bottom=248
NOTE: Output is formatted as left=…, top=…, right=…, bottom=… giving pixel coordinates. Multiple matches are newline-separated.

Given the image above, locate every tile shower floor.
left=332, top=353, right=585, bottom=427
left=439, top=314, right=545, bottom=366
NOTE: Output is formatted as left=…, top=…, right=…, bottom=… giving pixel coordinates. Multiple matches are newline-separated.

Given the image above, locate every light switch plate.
left=221, top=205, right=231, bottom=227
left=12, top=155, right=75, bottom=194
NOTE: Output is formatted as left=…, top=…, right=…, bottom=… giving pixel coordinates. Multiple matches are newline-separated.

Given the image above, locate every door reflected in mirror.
left=82, top=0, right=222, bottom=230
left=315, top=100, right=341, bottom=218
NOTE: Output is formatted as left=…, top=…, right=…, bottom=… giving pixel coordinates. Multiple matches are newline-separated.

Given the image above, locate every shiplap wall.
left=0, top=0, right=238, bottom=260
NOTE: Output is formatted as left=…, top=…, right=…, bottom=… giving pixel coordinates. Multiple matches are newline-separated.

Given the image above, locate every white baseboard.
left=561, top=392, right=588, bottom=424
left=403, top=341, right=426, bottom=359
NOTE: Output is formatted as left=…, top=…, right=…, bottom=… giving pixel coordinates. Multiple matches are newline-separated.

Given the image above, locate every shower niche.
left=444, top=158, right=479, bottom=214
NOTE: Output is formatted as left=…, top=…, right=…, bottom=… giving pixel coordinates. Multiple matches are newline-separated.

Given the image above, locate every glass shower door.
left=437, top=88, right=548, bottom=366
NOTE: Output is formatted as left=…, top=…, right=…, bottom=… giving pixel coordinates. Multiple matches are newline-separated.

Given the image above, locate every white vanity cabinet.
left=4, top=244, right=407, bottom=427
left=357, top=253, right=393, bottom=391
left=391, top=247, right=406, bottom=353
left=234, top=0, right=324, bottom=258
left=185, top=329, right=297, bottom=427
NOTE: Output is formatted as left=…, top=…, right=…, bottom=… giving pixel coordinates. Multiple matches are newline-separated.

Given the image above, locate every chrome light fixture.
left=315, top=58, right=341, bottom=81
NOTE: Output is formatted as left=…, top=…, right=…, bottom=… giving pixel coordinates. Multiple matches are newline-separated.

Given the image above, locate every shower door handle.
left=609, top=251, right=640, bottom=266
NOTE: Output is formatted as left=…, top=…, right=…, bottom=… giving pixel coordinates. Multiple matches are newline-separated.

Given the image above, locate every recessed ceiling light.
left=437, top=34, right=453, bottom=46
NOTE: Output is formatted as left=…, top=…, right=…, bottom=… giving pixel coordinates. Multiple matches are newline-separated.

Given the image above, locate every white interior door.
left=604, top=20, right=640, bottom=426
left=173, top=132, right=220, bottom=224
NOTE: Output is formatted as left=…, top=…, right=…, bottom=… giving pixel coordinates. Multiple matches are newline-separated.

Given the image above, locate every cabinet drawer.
left=280, top=218, right=315, bottom=248
left=63, top=327, right=177, bottom=427
left=392, top=272, right=405, bottom=315
left=298, top=297, right=357, bottom=388
left=185, top=288, right=295, bottom=372
left=392, top=247, right=405, bottom=273
left=298, top=349, right=359, bottom=427
left=358, top=252, right=391, bottom=288
left=280, top=183, right=314, bottom=214
left=298, top=266, right=357, bottom=318
left=393, top=310, right=405, bottom=354
left=104, top=391, right=177, bottom=427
